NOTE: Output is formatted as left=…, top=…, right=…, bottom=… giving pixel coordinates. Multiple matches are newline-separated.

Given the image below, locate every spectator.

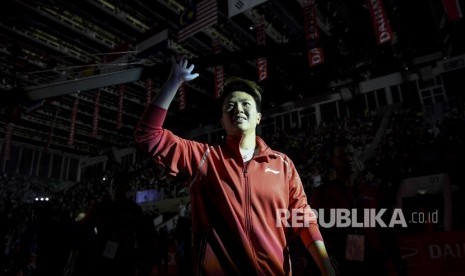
left=310, top=139, right=403, bottom=275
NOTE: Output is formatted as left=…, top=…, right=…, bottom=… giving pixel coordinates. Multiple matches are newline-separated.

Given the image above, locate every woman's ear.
left=257, top=113, right=262, bottom=124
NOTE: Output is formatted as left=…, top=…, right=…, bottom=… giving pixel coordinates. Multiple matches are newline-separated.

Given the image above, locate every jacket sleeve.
left=134, top=106, right=167, bottom=154
left=134, top=105, right=208, bottom=177
left=286, top=157, right=323, bottom=247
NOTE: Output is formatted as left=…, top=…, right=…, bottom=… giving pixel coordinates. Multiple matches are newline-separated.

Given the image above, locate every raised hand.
left=151, top=57, right=200, bottom=109
left=170, top=56, right=199, bottom=84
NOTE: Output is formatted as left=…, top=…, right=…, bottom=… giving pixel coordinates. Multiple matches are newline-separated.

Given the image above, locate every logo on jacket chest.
left=265, top=167, right=280, bottom=174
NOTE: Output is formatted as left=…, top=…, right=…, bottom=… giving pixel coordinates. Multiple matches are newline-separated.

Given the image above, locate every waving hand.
left=152, top=57, right=199, bottom=109
left=170, top=57, right=199, bottom=84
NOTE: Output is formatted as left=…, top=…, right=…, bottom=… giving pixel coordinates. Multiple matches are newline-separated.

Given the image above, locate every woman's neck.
left=239, top=133, right=256, bottom=150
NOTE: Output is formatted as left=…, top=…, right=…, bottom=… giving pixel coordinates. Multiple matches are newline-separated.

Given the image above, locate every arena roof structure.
left=1, top=0, right=464, bottom=156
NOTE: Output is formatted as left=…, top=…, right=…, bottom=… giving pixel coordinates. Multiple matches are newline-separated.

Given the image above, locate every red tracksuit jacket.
left=135, top=106, right=322, bottom=275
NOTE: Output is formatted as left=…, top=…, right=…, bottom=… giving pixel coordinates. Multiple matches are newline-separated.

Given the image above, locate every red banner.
left=213, top=40, right=224, bottom=98
left=67, top=97, right=79, bottom=146
left=91, top=90, right=101, bottom=138
left=308, top=47, right=325, bottom=67
left=2, top=123, right=14, bottom=161
left=178, top=84, right=186, bottom=111
left=366, top=0, right=393, bottom=45
left=303, top=0, right=324, bottom=67
left=303, top=0, right=319, bottom=40
left=116, top=85, right=125, bottom=130
left=256, top=19, right=267, bottom=81
left=442, top=0, right=463, bottom=21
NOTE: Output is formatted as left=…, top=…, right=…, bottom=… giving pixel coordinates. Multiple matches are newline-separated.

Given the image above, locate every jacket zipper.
left=244, top=165, right=250, bottom=236
left=243, top=163, right=259, bottom=271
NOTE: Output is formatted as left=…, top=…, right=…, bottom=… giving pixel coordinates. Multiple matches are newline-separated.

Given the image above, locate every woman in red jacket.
left=135, top=57, right=334, bottom=276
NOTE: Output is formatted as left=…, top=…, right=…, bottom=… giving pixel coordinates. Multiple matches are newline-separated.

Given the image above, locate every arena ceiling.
left=0, top=0, right=464, bottom=156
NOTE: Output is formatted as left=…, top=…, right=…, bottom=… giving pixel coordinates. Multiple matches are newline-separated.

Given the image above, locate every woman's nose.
left=233, top=103, right=244, bottom=113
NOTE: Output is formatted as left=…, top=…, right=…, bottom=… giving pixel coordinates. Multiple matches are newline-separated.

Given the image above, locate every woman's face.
left=221, top=91, right=261, bottom=136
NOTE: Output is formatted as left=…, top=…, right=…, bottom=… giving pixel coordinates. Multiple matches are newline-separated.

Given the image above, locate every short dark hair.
left=219, top=77, right=263, bottom=112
